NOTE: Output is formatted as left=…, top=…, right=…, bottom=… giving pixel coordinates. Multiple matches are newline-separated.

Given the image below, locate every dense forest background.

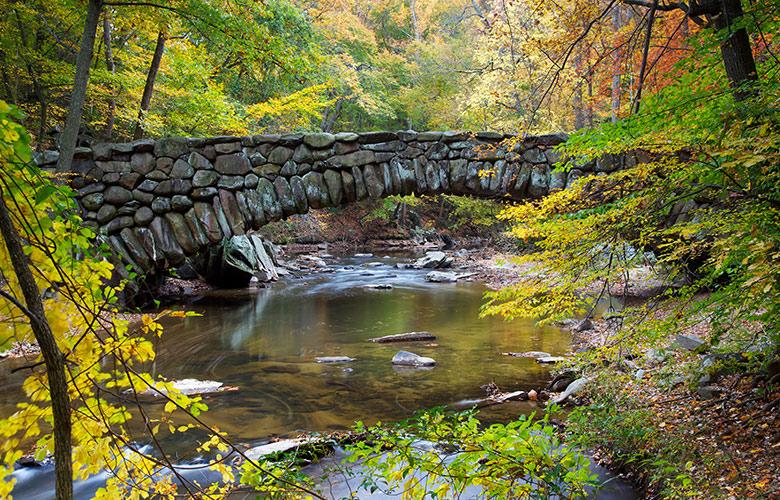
left=3, top=0, right=703, bottom=146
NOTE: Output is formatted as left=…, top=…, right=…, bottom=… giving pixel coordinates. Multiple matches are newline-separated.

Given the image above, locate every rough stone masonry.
left=35, top=130, right=627, bottom=277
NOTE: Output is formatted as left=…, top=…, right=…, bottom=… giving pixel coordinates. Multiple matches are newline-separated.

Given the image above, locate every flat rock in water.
left=369, top=332, right=436, bottom=343
left=391, top=350, right=436, bottom=367
left=502, top=351, right=551, bottom=359
left=354, top=253, right=373, bottom=257
left=365, top=283, right=393, bottom=290
left=245, top=437, right=318, bottom=461
left=536, top=356, right=567, bottom=364
left=425, top=271, right=476, bottom=282
left=484, top=390, right=529, bottom=405
left=315, top=356, right=356, bottom=363
left=138, top=379, right=238, bottom=397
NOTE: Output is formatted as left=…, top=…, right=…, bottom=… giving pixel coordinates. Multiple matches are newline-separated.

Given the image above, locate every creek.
left=2, top=253, right=634, bottom=498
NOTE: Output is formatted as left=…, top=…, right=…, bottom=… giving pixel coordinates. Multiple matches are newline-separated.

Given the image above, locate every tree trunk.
left=320, top=98, right=343, bottom=132
left=587, top=76, right=594, bottom=127
left=0, top=194, right=73, bottom=500
left=13, top=10, right=47, bottom=150
left=632, top=0, right=658, bottom=114
left=102, top=13, right=116, bottom=139
left=0, top=54, right=16, bottom=104
left=573, top=82, right=585, bottom=130
left=409, top=0, right=421, bottom=41
left=711, top=0, right=757, bottom=99
left=32, top=78, right=48, bottom=151
left=56, top=0, right=103, bottom=172
left=610, top=7, right=622, bottom=122
left=132, top=31, right=166, bottom=140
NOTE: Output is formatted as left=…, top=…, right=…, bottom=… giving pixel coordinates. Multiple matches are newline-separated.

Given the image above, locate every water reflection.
left=147, top=255, right=572, bottom=440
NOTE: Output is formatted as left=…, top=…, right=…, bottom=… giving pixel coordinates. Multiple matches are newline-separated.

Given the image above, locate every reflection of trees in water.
left=226, top=289, right=272, bottom=350
left=150, top=278, right=574, bottom=438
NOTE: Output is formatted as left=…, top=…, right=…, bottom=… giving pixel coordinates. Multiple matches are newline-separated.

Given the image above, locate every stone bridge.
left=37, top=131, right=621, bottom=279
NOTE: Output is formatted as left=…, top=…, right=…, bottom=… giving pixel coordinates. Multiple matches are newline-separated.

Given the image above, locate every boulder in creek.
left=295, top=254, right=329, bottom=269
left=412, top=251, right=453, bottom=269
left=369, top=332, right=436, bottom=343
left=315, top=356, right=356, bottom=363
left=547, top=370, right=577, bottom=392
left=391, top=350, right=436, bottom=367
left=573, top=318, right=594, bottom=332
left=134, top=378, right=238, bottom=398
left=202, top=234, right=279, bottom=288
left=365, top=283, right=393, bottom=290
left=549, top=377, right=589, bottom=405
left=425, top=271, right=476, bottom=283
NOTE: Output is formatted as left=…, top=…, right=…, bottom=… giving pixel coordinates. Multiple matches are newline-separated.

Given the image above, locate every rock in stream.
left=391, top=350, right=437, bottom=367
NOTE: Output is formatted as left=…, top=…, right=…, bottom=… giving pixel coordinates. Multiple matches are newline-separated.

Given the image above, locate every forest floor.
left=556, top=295, right=780, bottom=498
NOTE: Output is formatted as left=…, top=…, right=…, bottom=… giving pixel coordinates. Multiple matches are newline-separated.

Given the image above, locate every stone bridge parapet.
left=35, top=131, right=623, bottom=276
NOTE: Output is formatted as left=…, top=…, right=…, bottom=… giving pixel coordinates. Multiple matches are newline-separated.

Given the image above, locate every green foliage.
left=480, top=8, right=779, bottom=496
left=247, top=84, right=335, bottom=133
left=0, top=0, right=326, bottom=144
left=131, top=39, right=248, bottom=137
left=366, top=195, right=423, bottom=223
left=345, top=408, right=598, bottom=499
left=566, top=374, right=708, bottom=497
left=0, top=102, right=315, bottom=498
left=440, top=195, right=503, bottom=229
left=238, top=457, right=313, bottom=498
left=483, top=15, right=780, bottom=354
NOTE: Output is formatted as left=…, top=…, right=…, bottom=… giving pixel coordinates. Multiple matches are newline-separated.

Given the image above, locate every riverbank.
left=437, top=246, right=779, bottom=497
left=555, top=300, right=780, bottom=498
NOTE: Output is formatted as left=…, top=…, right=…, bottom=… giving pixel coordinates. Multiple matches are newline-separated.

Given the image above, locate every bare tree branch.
left=632, top=0, right=658, bottom=114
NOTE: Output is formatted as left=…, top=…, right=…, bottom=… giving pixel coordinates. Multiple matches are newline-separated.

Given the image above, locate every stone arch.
left=40, top=130, right=614, bottom=277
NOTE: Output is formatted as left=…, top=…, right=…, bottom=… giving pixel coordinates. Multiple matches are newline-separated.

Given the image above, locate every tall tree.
left=102, top=11, right=116, bottom=139
left=610, top=6, right=624, bottom=122
left=0, top=194, right=72, bottom=500
left=624, top=0, right=758, bottom=98
left=132, top=30, right=165, bottom=140
left=56, top=0, right=103, bottom=172
left=632, top=0, right=658, bottom=113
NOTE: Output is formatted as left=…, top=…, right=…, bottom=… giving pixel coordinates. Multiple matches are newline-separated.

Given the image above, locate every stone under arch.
left=37, top=130, right=621, bottom=280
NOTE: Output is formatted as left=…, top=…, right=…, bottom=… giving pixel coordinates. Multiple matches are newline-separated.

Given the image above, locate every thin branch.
left=526, top=0, right=618, bottom=129
left=632, top=0, right=659, bottom=114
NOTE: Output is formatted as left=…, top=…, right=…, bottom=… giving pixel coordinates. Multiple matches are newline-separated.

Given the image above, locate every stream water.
left=2, top=253, right=635, bottom=498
